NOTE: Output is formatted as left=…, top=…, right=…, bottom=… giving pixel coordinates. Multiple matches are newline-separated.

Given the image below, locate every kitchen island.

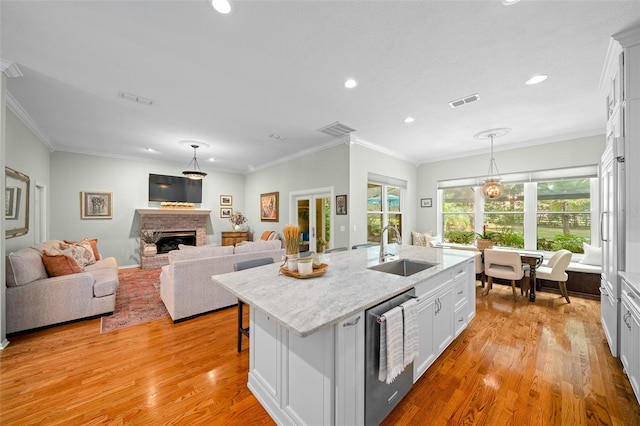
left=211, top=245, right=476, bottom=425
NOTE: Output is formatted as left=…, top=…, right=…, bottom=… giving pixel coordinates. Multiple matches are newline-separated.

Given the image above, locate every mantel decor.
left=81, top=191, right=113, bottom=219
left=5, top=166, right=30, bottom=238
left=260, top=192, right=279, bottom=222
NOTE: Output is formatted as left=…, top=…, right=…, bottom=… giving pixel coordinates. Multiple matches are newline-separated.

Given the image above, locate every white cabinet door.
left=414, top=297, right=436, bottom=380
left=433, top=288, right=453, bottom=356
left=335, top=312, right=365, bottom=426
left=629, top=310, right=640, bottom=401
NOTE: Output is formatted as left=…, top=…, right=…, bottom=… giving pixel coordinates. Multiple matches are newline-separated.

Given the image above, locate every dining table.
left=518, top=251, right=545, bottom=302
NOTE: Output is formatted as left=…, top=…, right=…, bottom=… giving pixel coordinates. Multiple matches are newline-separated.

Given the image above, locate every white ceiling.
left=1, top=1, right=639, bottom=174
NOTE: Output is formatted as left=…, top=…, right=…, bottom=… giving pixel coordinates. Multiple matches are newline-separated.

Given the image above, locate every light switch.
left=340, top=226, right=345, bottom=232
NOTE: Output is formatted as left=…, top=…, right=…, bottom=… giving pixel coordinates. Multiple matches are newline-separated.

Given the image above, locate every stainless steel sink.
left=368, top=259, right=439, bottom=277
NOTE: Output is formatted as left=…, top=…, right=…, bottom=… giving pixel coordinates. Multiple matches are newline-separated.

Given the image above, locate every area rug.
left=100, top=267, right=169, bottom=333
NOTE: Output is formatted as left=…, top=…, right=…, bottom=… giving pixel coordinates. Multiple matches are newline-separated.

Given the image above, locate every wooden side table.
left=221, top=231, right=251, bottom=246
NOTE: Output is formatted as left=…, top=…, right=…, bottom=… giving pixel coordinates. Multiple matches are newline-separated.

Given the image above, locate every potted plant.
left=475, top=224, right=494, bottom=251
left=230, top=211, right=247, bottom=231
left=139, top=228, right=164, bottom=257
left=317, top=238, right=327, bottom=253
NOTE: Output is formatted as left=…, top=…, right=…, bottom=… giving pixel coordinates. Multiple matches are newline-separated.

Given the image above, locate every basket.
left=476, top=239, right=493, bottom=252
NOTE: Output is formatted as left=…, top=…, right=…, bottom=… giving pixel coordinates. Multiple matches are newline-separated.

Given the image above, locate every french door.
left=294, top=192, right=332, bottom=253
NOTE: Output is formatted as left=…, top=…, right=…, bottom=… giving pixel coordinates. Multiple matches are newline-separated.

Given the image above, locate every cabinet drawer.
left=454, top=303, right=467, bottom=336
left=622, top=280, right=640, bottom=316
left=415, top=270, right=453, bottom=300
left=453, top=278, right=466, bottom=307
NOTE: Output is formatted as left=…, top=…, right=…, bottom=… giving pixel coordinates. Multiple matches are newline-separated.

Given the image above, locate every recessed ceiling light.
left=210, top=0, right=232, bottom=14
left=208, top=157, right=215, bottom=162
left=344, top=78, right=358, bottom=89
left=501, top=0, right=521, bottom=5
left=403, top=116, right=415, bottom=124
left=525, top=74, right=548, bottom=85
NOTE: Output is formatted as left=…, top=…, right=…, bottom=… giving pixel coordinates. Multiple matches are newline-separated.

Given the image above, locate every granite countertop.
left=620, top=271, right=640, bottom=296
left=211, top=245, right=474, bottom=337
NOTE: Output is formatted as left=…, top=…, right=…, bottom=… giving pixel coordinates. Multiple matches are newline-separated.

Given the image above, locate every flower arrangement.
left=475, top=224, right=495, bottom=241
left=283, top=224, right=301, bottom=255
left=229, top=210, right=247, bottom=227
left=139, top=228, right=164, bottom=244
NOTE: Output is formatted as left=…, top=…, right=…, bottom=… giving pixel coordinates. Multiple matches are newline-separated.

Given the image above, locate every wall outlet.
left=340, top=226, right=345, bottom=232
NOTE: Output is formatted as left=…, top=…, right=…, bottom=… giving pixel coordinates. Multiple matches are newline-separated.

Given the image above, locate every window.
left=483, top=183, right=525, bottom=249
left=367, top=183, right=403, bottom=245
left=536, top=178, right=591, bottom=252
left=442, top=187, right=475, bottom=244
left=438, top=167, right=597, bottom=253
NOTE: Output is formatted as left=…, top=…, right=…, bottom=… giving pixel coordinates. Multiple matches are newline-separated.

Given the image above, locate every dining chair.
left=325, top=247, right=348, bottom=253
left=352, top=244, right=373, bottom=249
left=533, top=249, right=572, bottom=303
left=233, top=257, right=275, bottom=352
left=483, top=249, right=530, bottom=301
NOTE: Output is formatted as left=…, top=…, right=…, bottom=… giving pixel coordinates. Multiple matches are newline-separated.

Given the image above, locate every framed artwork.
left=81, top=191, right=113, bottom=219
left=5, top=187, right=18, bottom=219
left=260, top=192, right=279, bottom=222
left=220, top=207, right=232, bottom=218
left=421, top=198, right=432, bottom=208
left=5, top=166, right=30, bottom=238
left=336, top=194, right=347, bottom=215
left=220, top=195, right=232, bottom=206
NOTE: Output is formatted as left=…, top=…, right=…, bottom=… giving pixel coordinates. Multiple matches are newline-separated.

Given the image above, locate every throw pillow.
left=60, top=241, right=96, bottom=269
left=42, top=251, right=83, bottom=277
left=580, top=243, right=602, bottom=266
left=64, top=238, right=101, bottom=261
left=411, top=231, right=433, bottom=247
left=425, top=235, right=442, bottom=247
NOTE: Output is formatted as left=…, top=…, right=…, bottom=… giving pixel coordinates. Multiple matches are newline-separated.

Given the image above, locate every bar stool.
left=233, top=257, right=275, bottom=352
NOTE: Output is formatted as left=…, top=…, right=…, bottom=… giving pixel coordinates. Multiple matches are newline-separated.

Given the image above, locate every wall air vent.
left=317, top=121, right=356, bottom=137
left=118, top=91, right=154, bottom=106
left=448, top=93, right=480, bottom=108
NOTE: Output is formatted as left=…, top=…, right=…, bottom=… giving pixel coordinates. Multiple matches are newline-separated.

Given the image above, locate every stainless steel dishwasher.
left=365, top=288, right=415, bottom=425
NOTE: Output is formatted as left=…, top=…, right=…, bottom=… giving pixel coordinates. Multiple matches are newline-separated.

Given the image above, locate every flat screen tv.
left=148, top=174, right=202, bottom=203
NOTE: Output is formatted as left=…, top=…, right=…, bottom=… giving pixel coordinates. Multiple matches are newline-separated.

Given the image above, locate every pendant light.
left=474, top=128, right=510, bottom=199
left=182, top=144, right=207, bottom=180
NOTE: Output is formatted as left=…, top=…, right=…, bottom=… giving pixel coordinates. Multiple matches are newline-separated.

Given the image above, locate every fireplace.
left=136, top=208, right=211, bottom=269
left=156, top=231, right=196, bottom=254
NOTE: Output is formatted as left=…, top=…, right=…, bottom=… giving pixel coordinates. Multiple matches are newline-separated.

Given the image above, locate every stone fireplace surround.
left=137, top=209, right=211, bottom=269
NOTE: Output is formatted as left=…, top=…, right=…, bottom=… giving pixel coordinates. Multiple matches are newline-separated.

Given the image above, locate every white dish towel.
left=401, top=298, right=419, bottom=367
left=378, top=306, right=405, bottom=384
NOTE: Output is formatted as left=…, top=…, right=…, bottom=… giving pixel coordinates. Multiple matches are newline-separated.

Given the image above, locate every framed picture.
left=260, top=192, right=279, bottom=222
left=220, top=207, right=232, bottom=218
left=5, top=187, right=18, bottom=219
left=336, top=194, right=347, bottom=215
left=5, top=167, right=29, bottom=238
left=80, top=191, right=113, bottom=219
left=421, top=198, right=432, bottom=208
left=220, top=195, right=232, bottom=206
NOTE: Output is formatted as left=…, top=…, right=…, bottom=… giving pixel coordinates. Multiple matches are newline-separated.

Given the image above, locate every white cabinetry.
left=620, top=276, right=640, bottom=404
left=414, top=258, right=474, bottom=381
left=249, top=309, right=364, bottom=426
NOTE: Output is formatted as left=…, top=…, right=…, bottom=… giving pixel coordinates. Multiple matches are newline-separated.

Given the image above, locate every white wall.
left=245, top=143, right=351, bottom=249
left=349, top=143, right=418, bottom=246
left=50, top=151, right=245, bottom=267
left=1, top=74, right=8, bottom=348
left=416, top=135, right=606, bottom=233
left=4, top=109, right=51, bottom=252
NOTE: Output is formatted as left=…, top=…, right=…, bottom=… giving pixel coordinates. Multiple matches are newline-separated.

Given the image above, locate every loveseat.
left=159, top=240, right=285, bottom=322
left=5, top=239, right=119, bottom=334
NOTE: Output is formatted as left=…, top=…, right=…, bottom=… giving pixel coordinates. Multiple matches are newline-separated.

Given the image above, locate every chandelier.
left=474, top=128, right=510, bottom=199
left=182, top=143, right=207, bottom=180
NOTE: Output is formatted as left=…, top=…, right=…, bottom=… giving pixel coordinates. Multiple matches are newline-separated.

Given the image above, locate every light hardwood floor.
left=1, top=281, right=639, bottom=425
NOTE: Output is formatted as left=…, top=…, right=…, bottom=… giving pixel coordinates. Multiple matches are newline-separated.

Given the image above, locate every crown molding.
left=613, top=25, right=640, bottom=48
left=0, top=59, right=23, bottom=78
left=6, top=91, right=55, bottom=151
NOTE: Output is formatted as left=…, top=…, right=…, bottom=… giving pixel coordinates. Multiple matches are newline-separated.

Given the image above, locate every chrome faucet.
left=379, top=225, right=402, bottom=262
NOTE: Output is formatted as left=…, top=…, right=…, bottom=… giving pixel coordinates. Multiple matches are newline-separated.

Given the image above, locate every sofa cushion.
left=30, top=240, right=64, bottom=254
left=234, top=240, right=282, bottom=254
left=7, top=247, right=48, bottom=286
left=85, top=257, right=118, bottom=271
left=169, top=245, right=234, bottom=262
left=91, top=268, right=119, bottom=297
left=42, top=251, right=83, bottom=277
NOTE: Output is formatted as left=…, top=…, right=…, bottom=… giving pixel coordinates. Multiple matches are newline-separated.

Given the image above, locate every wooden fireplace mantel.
left=136, top=208, right=212, bottom=216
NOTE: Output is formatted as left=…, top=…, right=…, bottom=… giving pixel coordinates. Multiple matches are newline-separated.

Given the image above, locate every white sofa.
left=159, top=240, right=285, bottom=322
left=5, top=239, right=119, bottom=334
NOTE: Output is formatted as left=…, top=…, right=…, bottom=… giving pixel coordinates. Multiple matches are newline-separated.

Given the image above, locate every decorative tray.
left=279, top=263, right=329, bottom=279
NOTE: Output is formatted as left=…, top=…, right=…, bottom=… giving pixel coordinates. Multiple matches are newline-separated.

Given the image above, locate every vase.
left=476, top=239, right=493, bottom=252
left=142, top=243, right=157, bottom=257
left=234, top=224, right=241, bottom=231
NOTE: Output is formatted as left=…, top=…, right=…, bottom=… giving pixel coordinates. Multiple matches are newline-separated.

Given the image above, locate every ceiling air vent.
left=448, top=93, right=480, bottom=108
left=317, top=121, right=356, bottom=137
